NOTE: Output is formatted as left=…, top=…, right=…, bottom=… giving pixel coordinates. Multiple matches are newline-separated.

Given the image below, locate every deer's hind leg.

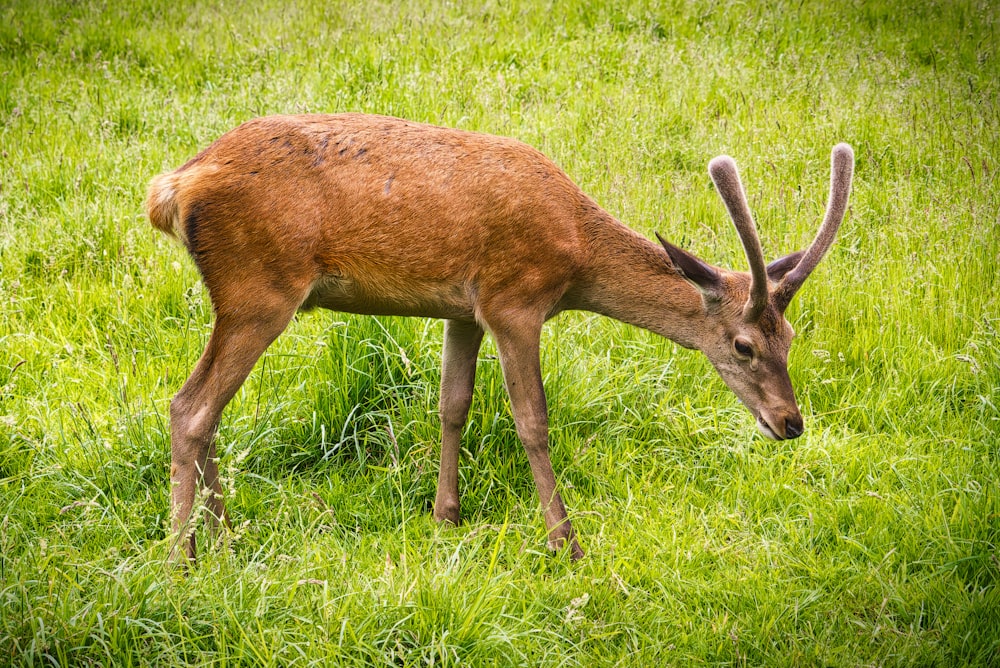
left=168, top=284, right=302, bottom=564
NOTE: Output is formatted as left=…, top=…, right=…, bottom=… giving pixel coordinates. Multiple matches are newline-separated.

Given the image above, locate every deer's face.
left=697, top=273, right=803, bottom=440
left=657, top=235, right=809, bottom=441
left=656, top=143, right=852, bottom=441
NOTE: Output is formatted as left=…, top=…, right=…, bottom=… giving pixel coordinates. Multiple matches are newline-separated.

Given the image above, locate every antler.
left=772, top=143, right=854, bottom=311
left=708, top=155, right=769, bottom=322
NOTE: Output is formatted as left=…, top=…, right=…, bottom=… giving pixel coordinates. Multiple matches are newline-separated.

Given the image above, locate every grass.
left=1, top=0, right=998, bottom=664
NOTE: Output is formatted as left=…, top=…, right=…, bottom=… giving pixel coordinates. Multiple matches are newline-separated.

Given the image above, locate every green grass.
left=2, top=0, right=998, bottom=664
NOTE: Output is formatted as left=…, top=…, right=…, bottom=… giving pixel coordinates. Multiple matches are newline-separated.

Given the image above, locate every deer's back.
left=163, top=114, right=595, bottom=320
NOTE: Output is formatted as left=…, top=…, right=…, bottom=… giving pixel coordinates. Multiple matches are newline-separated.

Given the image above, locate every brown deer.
left=146, top=113, right=853, bottom=562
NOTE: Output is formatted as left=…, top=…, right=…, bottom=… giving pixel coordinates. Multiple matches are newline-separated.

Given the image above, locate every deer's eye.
left=734, top=338, right=754, bottom=358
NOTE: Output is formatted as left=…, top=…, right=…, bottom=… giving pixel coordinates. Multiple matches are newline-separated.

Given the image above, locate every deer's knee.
left=439, top=396, right=473, bottom=433
left=169, top=395, right=217, bottom=464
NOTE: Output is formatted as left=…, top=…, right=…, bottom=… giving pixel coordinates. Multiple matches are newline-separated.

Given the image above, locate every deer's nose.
left=784, top=414, right=804, bottom=439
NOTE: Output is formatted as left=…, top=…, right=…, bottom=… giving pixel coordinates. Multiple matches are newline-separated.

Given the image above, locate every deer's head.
left=657, top=144, right=854, bottom=440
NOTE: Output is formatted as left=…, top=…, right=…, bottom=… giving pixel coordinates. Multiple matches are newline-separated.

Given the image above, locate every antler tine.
left=773, top=143, right=854, bottom=312
left=708, top=155, right=769, bottom=322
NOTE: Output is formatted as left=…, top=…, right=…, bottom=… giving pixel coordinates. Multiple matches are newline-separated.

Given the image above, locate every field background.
left=2, top=0, right=998, bottom=665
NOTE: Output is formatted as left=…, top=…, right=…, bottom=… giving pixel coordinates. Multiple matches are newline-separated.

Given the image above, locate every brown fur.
left=147, top=113, right=852, bottom=563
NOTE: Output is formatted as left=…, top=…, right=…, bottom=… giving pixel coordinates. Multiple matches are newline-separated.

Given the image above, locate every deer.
left=146, top=113, right=853, bottom=563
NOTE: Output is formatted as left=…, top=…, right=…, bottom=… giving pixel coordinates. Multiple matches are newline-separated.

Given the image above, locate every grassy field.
left=1, top=0, right=998, bottom=665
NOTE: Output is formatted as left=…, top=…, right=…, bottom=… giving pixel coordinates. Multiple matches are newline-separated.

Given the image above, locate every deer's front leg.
left=491, top=317, right=584, bottom=560
left=434, top=319, right=484, bottom=525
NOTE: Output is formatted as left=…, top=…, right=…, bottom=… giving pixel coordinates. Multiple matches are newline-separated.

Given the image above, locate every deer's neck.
left=570, top=212, right=708, bottom=350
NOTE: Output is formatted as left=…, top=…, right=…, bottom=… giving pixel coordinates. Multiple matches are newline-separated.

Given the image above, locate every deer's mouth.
left=755, top=415, right=781, bottom=440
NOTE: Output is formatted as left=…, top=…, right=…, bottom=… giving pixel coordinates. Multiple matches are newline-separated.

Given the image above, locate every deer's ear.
left=766, top=251, right=804, bottom=283
left=656, top=233, right=722, bottom=295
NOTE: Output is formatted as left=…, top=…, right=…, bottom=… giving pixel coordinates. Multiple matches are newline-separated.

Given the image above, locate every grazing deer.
left=147, top=113, right=853, bottom=562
